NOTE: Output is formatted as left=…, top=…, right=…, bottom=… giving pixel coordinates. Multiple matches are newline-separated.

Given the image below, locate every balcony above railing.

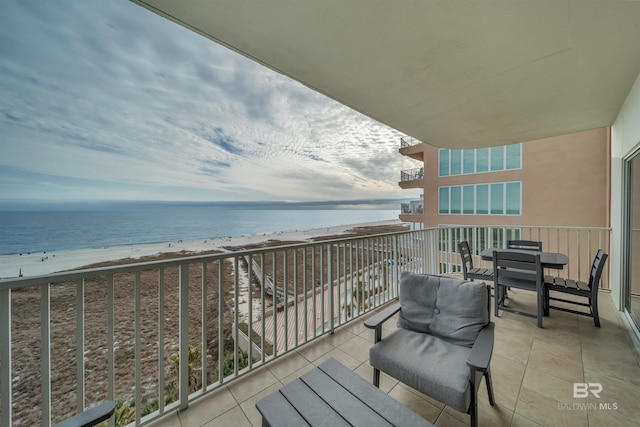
left=399, top=137, right=425, bottom=161
left=401, top=203, right=424, bottom=215
left=400, top=136, right=423, bottom=148
left=400, top=167, right=424, bottom=182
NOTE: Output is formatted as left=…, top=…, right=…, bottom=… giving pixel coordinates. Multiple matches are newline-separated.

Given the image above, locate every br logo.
left=573, top=383, right=602, bottom=398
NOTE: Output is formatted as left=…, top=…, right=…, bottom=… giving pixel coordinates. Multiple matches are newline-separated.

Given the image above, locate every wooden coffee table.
left=256, top=357, right=434, bottom=427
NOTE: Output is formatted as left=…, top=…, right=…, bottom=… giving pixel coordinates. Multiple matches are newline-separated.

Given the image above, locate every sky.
left=0, top=0, right=420, bottom=203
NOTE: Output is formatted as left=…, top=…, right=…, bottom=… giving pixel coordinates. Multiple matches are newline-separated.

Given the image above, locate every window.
left=439, top=262, right=462, bottom=274
left=476, top=184, right=489, bottom=214
left=439, top=149, right=449, bottom=176
left=438, top=182, right=521, bottom=215
left=476, top=148, right=489, bottom=173
left=438, top=225, right=519, bottom=255
left=492, top=228, right=522, bottom=248
left=463, top=185, right=475, bottom=214
left=490, top=146, right=504, bottom=171
left=506, top=182, right=521, bottom=214
left=463, top=150, right=475, bottom=174
left=450, top=186, right=462, bottom=214
left=438, top=143, right=521, bottom=176
left=439, top=187, right=449, bottom=214
left=450, top=149, right=462, bottom=175
left=490, top=183, right=504, bottom=214
left=506, top=144, right=521, bottom=169
left=439, top=227, right=447, bottom=252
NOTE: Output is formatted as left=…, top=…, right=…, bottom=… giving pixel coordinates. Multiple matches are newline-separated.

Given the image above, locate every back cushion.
left=397, top=272, right=488, bottom=347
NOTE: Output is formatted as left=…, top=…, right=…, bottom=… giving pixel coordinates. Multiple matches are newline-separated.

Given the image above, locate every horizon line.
left=0, top=197, right=419, bottom=211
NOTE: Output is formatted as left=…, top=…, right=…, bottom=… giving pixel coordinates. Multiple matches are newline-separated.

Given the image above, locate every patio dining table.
left=479, top=248, right=569, bottom=270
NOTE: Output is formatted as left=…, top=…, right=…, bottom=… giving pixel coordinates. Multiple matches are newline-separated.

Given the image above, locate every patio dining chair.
left=544, top=249, right=608, bottom=327
left=507, top=240, right=542, bottom=251
left=366, top=272, right=495, bottom=427
left=493, top=250, right=545, bottom=328
left=458, top=241, right=493, bottom=282
left=504, top=240, right=541, bottom=293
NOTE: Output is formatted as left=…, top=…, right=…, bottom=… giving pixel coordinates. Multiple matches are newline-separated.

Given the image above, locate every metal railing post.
left=1, top=288, right=11, bottom=427
left=488, top=226, right=494, bottom=249
left=134, top=272, right=142, bottom=425
left=40, top=283, right=51, bottom=427
left=217, top=260, right=225, bottom=381
left=272, top=253, right=278, bottom=354
left=259, top=255, right=266, bottom=361
left=107, top=275, right=115, bottom=427
left=428, top=229, right=436, bottom=274
left=179, top=264, right=189, bottom=410
left=283, top=251, right=288, bottom=352
left=392, top=234, right=399, bottom=296
left=202, top=262, right=208, bottom=387
left=75, top=279, right=85, bottom=413
left=327, top=245, right=333, bottom=334
left=293, top=249, right=299, bottom=347
left=157, top=270, right=165, bottom=415
left=233, top=256, right=239, bottom=374
left=303, top=249, right=308, bottom=343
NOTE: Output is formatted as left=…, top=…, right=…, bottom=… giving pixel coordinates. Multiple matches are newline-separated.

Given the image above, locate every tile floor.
left=147, top=289, right=640, bottom=427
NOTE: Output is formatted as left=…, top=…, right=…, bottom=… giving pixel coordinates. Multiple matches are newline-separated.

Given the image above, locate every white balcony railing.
left=435, top=225, right=611, bottom=288
left=0, top=225, right=610, bottom=426
left=0, top=229, right=433, bottom=426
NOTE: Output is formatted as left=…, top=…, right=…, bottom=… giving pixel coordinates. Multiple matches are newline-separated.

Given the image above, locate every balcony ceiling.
left=132, top=0, right=640, bottom=148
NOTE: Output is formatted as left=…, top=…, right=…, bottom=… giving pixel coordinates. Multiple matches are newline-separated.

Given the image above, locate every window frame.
left=438, top=181, right=522, bottom=216
left=437, top=143, right=522, bottom=177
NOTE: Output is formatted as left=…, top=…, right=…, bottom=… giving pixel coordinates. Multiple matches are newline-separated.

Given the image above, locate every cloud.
left=196, top=126, right=244, bottom=155
left=0, top=0, right=419, bottom=202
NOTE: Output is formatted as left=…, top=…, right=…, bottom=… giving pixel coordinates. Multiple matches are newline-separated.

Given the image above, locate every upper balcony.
left=399, top=167, right=424, bottom=189
left=399, top=137, right=425, bottom=162
left=400, top=136, right=422, bottom=148
left=2, top=225, right=638, bottom=427
left=400, top=202, right=424, bottom=216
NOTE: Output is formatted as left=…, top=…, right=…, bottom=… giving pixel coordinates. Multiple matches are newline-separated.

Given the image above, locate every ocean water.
left=0, top=201, right=400, bottom=255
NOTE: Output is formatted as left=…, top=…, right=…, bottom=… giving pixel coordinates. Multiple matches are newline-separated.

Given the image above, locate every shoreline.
left=0, top=219, right=404, bottom=278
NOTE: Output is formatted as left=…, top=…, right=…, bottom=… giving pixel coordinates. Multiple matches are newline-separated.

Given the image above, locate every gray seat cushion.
left=397, top=272, right=488, bottom=347
left=369, top=328, right=472, bottom=412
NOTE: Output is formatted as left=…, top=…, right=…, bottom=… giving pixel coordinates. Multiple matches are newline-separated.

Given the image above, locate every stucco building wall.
left=400, top=127, right=610, bottom=229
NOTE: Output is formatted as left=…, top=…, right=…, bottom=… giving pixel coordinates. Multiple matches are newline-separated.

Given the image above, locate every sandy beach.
left=3, top=218, right=409, bottom=425
left=0, top=219, right=404, bottom=279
